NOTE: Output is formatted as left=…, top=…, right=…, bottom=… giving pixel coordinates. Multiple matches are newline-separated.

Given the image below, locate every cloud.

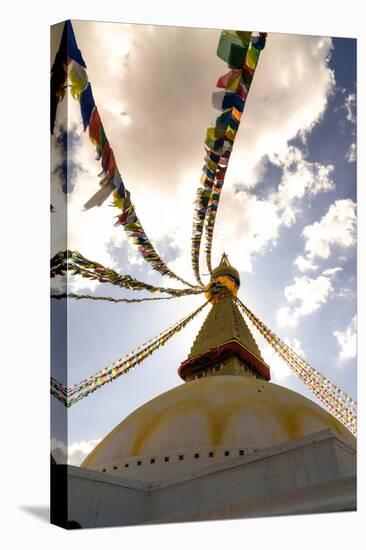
left=57, top=23, right=336, bottom=286
left=51, top=438, right=102, bottom=466
left=207, top=144, right=335, bottom=274
left=50, top=275, right=67, bottom=293
left=261, top=336, right=305, bottom=381
left=212, top=189, right=281, bottom=272
left=294, top=255, right=319, bottom=272
left=277, top=267, right=342, bottom=327
left=225, top=33, right=335, bottom=189
left=344, top=93, right=356, bottom=125
left=286, top=336, right=306, bottom=358
left=269, top=146, right=334, bottom=226
left=346, top=142, right=356, bottom=162
left=299, top=199, right=356, bottom=270
left=68, top=438, right=102, bottom=466
left=276, top=306, right=298, bottom=328
left=334, top=316, right=356, bottom=361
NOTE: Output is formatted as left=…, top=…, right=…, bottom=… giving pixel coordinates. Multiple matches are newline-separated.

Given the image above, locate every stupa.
left=80, top=255, right=355, bottom=487
left=61, top=256, right=356, bottom=527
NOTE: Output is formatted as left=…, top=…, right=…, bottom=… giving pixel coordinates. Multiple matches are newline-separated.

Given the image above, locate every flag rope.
left=51, top=293, right=189, bottom=303
left=51, top=300, right=209, bottom=407
left=235, top=297, right=357, bottom=435
left=191, top=31, right=267, bottom=284
left=204, top=33, right=267, bottom=275
left=51, top=250, right=205, bottom=297
left=51, top=20, right=201, bottom=289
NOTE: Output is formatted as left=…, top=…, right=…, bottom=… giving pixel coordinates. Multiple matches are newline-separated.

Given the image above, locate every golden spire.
left=179, top=256, right=270, bottom=382
left=219, top=252, right=230, bottom=265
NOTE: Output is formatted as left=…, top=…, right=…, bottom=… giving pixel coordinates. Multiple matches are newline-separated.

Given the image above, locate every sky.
left=50, top=21, right=356, bottom=466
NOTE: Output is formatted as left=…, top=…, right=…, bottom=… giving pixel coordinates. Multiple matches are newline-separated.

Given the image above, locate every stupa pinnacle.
left=178, top=254, right=271, bottom=382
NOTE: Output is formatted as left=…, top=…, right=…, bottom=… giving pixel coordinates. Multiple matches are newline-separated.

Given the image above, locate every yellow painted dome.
left=82, top=375, right=354, bottom=472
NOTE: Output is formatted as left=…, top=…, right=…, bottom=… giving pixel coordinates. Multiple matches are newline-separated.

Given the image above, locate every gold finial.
left=205, top=255, right=240, bottom=304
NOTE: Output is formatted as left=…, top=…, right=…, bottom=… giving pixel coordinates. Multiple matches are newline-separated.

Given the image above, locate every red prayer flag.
left=101, top=141, right=112, bottom=173
left=236, top=81, right=248, bottom=101
left=216, top=69, right=241, bottom=89
left=107, top=149, right=116, bottom=176
left=89, top=107, right=102, bottom=147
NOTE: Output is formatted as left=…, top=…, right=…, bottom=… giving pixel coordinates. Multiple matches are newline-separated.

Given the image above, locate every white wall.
left=65, top=429, right=356, bottom=528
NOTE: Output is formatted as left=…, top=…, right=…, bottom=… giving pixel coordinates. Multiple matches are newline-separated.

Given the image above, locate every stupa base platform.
left=55, top=429, right=356, bottom=528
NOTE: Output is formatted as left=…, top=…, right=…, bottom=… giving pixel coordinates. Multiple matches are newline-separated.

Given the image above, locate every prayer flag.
left=246, top=45, right=260, bottom=70
left=80, top=83, right=95, bottom=130
left=216, top=69, right=241, bottom=90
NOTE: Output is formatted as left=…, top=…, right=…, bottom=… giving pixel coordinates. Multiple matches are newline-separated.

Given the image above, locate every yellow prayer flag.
left=69, top=62, right=88, bottom=99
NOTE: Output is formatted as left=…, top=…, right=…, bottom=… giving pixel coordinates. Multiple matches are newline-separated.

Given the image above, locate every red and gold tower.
left=179, top=254, right=270, bottom=382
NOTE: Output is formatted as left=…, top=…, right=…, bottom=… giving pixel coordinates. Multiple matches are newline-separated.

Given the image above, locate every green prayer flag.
left=217, top=30, right=251, bottom=66
left=124, top=223, right=141, bottom=232
left=246, top=45, right=260, bottom=70
left=100, top=126, right=106, bottom=148
left=225, top=30, right=252, bottom=46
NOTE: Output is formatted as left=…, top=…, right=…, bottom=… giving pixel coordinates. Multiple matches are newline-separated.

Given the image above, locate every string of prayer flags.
left=236, top=297, right=357, bottom=435
left=204, top=32, right=267, bottom=274
left=51, top=21, right=200, bottom=289
left=51, top=250, right=69, bottom=278
left=191, top=30, right=267, bottom=284
left=51, top=250, right=204, bottom=297
left=51, top=20, right=86, bottom=133
left=51, top=300, right=209, bottom=407
left=51, top=293, right=193, bottom=303
left=51, top=22, right=122, bottom=211
left=114, top=196, right=201, bottom=288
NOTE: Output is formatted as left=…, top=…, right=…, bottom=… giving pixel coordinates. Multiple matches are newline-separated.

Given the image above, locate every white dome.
left=82, top=376, right=354, bottom=479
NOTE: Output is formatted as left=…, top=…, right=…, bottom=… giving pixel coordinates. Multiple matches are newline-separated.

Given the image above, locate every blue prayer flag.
left=65, top=20, right=86, bottom=67
left=80, top=83, right=95, bottom=130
